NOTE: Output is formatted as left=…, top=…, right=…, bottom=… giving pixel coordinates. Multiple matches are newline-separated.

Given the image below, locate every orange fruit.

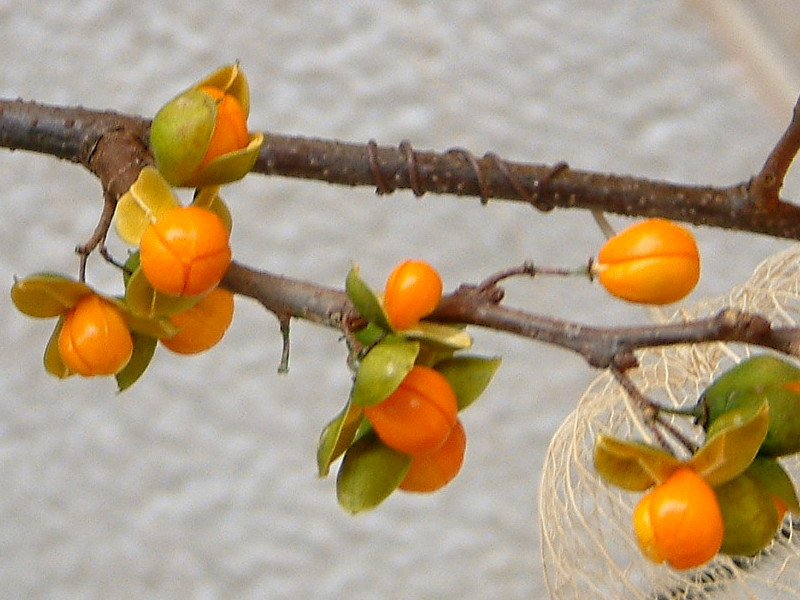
left=383, top=259, right=443, bottom=330
left=161, top=287, right=235, bottom=354
left=633, top=467, right=723, bottom=569
left=364, top=365, right=457, bottom=455
left=58, top=294, right=133, bottom=376
left=198, top=86, right=250, bottom=167
left=596, top=219, right=699, bottom=305
left=139, top=205, right=232, bottom=297
left=399, top=419, right=466, bottom=492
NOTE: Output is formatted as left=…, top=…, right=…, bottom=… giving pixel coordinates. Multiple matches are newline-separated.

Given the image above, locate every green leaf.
left=742, top=456, right=800, bottom=514
left=115, top=333, right=157, bottom=392
left=353, top=321, right=386, bottom=347
left=113, top=166, right=180, bottom=245
left=593, top=435, right=681, bottom=491
left=11, top=273, right=93, bottom=318
left=345, top=265, right=392, bottom=330
left=402, top=321, right=473, bottom=351
left=690, top=400, right=769, bottom=487
left=336, top=431, right=411, bottom=514
left=699, top=354, right=800, bottom=425
left=434, top=355, right=501, bottom=411
left=350, top=338, right=419, bottom=407
left=715, top=471, right=780, bottom=556
left=317, top=401, right=364, bottom=477
left=124, top=267, right=199, bottom=319
left=43, top=317, right=71, bottom=378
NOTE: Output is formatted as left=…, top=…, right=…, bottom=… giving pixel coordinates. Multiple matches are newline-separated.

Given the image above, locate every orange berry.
left=161, top=288, right=235, bottom=354
left=139, top=205, right=232, bottom=297
left=58, top=294, right=133, bottom=376
left=632, top=467, right=724, bottom=570
left=197, top=86, right=250, bottom=168
left=596, top=219, right=699, bottom=305
left=399, top=419, right=466, bottom=493
left=383, top=259, right=443, bottom=330
left=364, top=365, right=458, bottom=455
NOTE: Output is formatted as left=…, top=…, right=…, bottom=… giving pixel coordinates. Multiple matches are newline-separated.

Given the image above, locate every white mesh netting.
left=540, top=242, right=800, bottom=599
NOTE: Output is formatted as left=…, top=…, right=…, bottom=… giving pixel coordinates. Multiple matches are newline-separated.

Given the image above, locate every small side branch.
left=750, top=92, right=800, bottom=208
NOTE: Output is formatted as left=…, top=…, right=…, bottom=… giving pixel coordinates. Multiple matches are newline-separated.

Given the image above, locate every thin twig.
left=750, top=91, right=800, bottom=208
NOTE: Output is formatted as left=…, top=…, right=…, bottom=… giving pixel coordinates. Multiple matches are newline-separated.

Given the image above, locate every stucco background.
left=0, top=1, right=798, bottom=598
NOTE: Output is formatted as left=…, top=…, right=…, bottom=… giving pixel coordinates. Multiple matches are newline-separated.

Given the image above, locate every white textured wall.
left=0, top=1, right=795, bottom=598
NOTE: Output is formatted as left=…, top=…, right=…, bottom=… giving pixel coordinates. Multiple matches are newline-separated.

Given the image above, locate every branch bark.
left=223, top=262, right=800, bottom=369
left=3, top=98, right=800, bottom=239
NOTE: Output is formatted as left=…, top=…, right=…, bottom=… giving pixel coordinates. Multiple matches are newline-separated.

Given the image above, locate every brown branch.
left=254, top=133, right=800, bottom=239
left=223, top=262, right=800, bottom=370
left=4, top=97, right=800, bottom=239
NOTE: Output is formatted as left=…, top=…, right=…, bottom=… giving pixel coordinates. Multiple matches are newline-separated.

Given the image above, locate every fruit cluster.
left=595, top=354, right=800, bottom=570
left=10, top=64, right=259, bottom=389
left=318, top=260, right=500, bottom=512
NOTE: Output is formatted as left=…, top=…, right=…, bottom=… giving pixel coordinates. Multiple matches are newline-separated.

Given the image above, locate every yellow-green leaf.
left=107, top=295, right=179, bottom=339
left=151, top=90, right=217, bottom=187
left=690, top=400, right=769, bottom=487
left=115, top=332, right=157, bottom=392
left=716, top=471, right=780, bottom=556
left=43, top=317, right=71, bottom=378
left=186, top=133, right=263, bottom=188
left=745, top=456, right=800, bottom=514
left=345, top=265, right=392, bottom=330
left=435, top=355, right=501, bottom=411
left=124, top=267, right=199, bottom=319
left=113, top=166, right=180, bottom=245
left=402, top=321, right=473, bottom=351
left=350, top=338, right=419, bottom=407
left=317, top=401, right=364, bottom=477
left=11, top=273, right=93, bottom=318
left=593, top=435, right=681, bottom=491
left=336, top=431, right=411, bottom=514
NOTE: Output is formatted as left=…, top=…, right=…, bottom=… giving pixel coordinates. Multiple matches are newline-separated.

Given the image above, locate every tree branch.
left=4, top=97, right=800, bottom=239
left=223, top=261, right=800, bottom=370
left=256, top=134, right=796, bottom=236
